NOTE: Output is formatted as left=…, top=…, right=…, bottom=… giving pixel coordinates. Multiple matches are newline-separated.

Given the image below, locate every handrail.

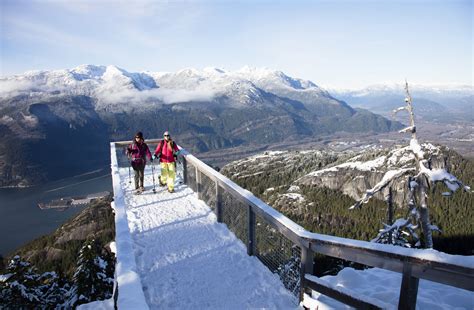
left=180, top=149, right=474, bottom=288
left=112, top=141, right=474, bottom=309
left=305, top=234, right=473, bottom=291
left=182, top=150, right=309, bottom=247
left=179, top=147, right=474, bottom=309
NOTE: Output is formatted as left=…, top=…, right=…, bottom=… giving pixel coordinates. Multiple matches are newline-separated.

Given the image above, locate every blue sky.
left=0, top=0, right=472, bottom=88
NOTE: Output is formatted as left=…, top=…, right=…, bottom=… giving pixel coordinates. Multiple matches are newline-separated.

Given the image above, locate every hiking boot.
left=168, top=188, right=174, bottom=193
left=159, top=180, right=166, bottom=187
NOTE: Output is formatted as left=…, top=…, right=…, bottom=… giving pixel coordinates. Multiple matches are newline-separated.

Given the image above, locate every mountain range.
left=329, top=83, right=473, bottom=122
left=0, top=65, right=402, bottom=186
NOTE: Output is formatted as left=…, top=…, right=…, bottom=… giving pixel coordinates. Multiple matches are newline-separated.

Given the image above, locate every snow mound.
left=303, top=267, right=474, bottom=310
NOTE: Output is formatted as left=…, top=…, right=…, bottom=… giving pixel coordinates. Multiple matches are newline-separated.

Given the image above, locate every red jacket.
left=154, top=140, right=179, bottom=163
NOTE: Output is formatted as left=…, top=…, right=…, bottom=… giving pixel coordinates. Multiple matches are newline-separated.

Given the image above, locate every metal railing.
left=111, top=141, right=474, bottom=309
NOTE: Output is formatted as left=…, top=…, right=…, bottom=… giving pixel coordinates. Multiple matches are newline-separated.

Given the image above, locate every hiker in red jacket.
left=126, top=131, right=152, bottom=194
left=153, top=131, right=180, bottom=193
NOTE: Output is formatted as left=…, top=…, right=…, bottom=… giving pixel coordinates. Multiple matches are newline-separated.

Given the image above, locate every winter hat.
left=135, top=131, right=144, bottom=139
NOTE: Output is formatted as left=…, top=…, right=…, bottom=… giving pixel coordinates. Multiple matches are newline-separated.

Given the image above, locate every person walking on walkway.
left=126, top=131, right=152, bottom=194
left=153, top=131, right=180, bottom=193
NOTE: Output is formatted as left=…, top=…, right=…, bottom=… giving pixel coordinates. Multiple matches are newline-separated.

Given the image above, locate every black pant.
left=132, top=161, right=145, bottom=189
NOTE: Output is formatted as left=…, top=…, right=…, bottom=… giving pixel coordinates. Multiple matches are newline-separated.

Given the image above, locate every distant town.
left=38, top=191, right=110, bottom=211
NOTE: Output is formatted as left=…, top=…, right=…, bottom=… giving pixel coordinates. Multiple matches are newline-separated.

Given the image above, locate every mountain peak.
left=237, top=66, right=279, bottom=78
left=234, top=66, right=317, bottom=90
left=70, top=64, right=106, bottom=80
left=203, top=67, right=226, bottom=75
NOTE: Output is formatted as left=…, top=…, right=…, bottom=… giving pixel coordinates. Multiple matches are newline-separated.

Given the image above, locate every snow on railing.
left=110, top=141, right=474, bottom=309
left=110, top=143, right=149, bottom=310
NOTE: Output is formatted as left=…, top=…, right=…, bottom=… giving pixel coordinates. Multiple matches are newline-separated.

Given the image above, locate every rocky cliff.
left=221, top=145, right=473, bottom=254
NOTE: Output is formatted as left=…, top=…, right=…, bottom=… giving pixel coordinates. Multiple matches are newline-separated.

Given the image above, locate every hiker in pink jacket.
left=126, top=131, right=152, bottom=193
left=153, top=131, right=180, bottom=193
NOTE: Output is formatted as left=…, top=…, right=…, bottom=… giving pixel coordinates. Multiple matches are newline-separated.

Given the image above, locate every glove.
left=150, top=157, right=154, bottom=162
left=152, top=154, right=157, bottom=160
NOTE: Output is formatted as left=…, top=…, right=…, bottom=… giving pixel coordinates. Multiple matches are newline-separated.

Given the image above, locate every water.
left=0, top=169, right=112, bottom=256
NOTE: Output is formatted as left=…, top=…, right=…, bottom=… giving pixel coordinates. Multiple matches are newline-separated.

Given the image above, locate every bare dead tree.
left=353, top=81, right=470, bottom=248
left=398, top=81, right=434, bottom=247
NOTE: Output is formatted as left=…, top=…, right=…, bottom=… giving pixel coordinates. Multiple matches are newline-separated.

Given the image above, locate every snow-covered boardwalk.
left=115, top=166, right=295, bottom=309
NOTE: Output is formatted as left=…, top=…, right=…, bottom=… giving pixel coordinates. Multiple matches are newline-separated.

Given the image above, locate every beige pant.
left=160, top=162, right=176, bottom=191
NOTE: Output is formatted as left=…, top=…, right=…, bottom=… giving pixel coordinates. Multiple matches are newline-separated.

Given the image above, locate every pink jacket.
left=127, top=141, right=152, bottom=164
left=154, top=140, right=179, bottom=163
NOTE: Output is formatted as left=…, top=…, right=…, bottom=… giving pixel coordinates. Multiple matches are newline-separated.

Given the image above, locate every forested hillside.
left=221, top=148, right=473, bottom=256
left=0, top=196, right=115, bottom=308
left=1, top=196, right=115, bottom=277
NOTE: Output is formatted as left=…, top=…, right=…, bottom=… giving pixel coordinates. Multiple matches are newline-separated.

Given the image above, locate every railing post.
left=247, top=205, right=256, bottom=256
left=215, top=182, right=222, bottom=223
left=196, top=166, right=202, bottom=200
left=300, top=244, right=314, bottom=303
left=182, top=156, right=187, bottom=185
left=398, top=262, right=419, bottom=310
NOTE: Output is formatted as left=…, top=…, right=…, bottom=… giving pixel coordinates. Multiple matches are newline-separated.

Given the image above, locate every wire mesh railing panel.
left=186, top=161, right=197, bottom=193
left=221, top=191, right=249, bottom=247
left=255, top=213, right=302, bottom=298
left=200, top=172, right=216, bottom=213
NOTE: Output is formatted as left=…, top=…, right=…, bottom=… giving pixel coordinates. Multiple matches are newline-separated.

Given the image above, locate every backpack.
left=156, top=139, right=177, bottom=160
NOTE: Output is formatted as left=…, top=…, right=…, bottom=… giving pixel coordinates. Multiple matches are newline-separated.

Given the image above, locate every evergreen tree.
left=0, top=255, right=69, bottom=308
left=0, top=255, right=41, bottom=307
left=66, top=239, right=114, bottom=307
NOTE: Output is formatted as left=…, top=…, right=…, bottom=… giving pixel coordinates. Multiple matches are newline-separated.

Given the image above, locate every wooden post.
left=216, top=182, right=223, bottom=223
left=300, top=244, right=314, bottom=303
left=247, top=205, right=256, bottom=256
left=196, top=167, right=202, bottom=200
left=398, top=262, right=419, bottom=310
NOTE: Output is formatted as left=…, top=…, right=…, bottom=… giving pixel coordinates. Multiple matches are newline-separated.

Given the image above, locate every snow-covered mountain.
left=329, top=83, right=473, bottom=99
left=0, top=65, right=401, bottom=187
left=1, top=65, right=332, bottom=109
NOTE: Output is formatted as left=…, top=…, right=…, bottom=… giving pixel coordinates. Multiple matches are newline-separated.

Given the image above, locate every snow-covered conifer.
left=66, top=239, right=114, bottom=307
left=0, top=255, right=41, bottom=307
left=0, top=256, right=70, bottom=308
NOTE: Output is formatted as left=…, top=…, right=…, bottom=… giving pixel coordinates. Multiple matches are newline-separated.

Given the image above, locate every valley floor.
left=198, top=119, right=473, bottom=169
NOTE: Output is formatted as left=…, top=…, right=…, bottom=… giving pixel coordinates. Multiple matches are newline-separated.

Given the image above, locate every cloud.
left=97, top=87, right=217, bottom=105
left=0, top=79, right=37, bottom=97
left=156, top=88, right=217, bottom=104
